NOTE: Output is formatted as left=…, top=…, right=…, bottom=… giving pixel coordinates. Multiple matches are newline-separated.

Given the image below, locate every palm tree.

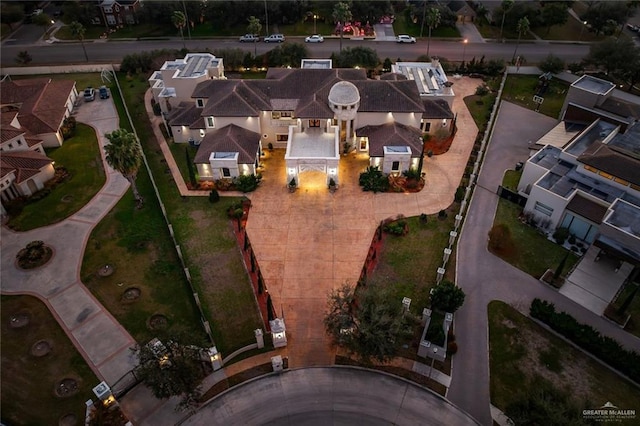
left=172, top=10, right=187, bottom=49
left=512, top=16, right=530, bottom=63
left=69, top=21, right=88, bottom=62
left=425, top=7, right=441, bottom=58
left=105, top=129, right=144, bottom=204
left=247, top=16, right=262, bottom=57
left=332, top=1, right=352, bottom=52
left=499, top=0, right=514, bottom=39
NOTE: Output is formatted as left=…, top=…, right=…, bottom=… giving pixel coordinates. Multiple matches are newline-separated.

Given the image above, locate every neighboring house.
left=391, top=59, right=455, bottom=107
left=149, top=53, right=226, bottom=116
left=99, top=0, right=140, bottom=26
left=0, top=78, right=78, bottom=148
left=0, top=151, right=55, bottom=211
left=447, top=1, right=477, bottom=23
left=152, top=55, right=458, bottom=187
left=518, top=75, right=640, bottom=280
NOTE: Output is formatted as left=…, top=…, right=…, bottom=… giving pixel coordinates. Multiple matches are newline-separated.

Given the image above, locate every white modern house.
left=518, top=75, right=640, bottom=283
left=150, top=55, right=456, bottom=187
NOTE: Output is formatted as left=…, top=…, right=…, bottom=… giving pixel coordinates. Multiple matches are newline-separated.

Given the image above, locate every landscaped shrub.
left=438, top=209, right=448, bottom=219
left=233, top=174, right=260, bottom=193
left=402, top=168, right=421, bottom=181
left=384, top=220, right=407, bottom=236
left=454, top=186, right=465, bottom=202
left=447, top=340, right=458, bottom=355
left=215, top=178, right=234, bottom=191
left=475, top=84, right=489, bottom=96
left=488, top=224, right=515, bottom=256
left=552, top=227, right=570, bottom=245
left=359, top=166, right=389, bottom=193
left=208, top=190, right=220, bottom=203
left=430, top=280, right=465, bottom=313
left=60, top=116, right=77, bottom=140
left=530, top=298, right=640, bottom=383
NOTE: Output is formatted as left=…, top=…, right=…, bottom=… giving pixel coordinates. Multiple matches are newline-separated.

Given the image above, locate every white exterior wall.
left=40, top=131, right=63, bottom=148
left=171, top=125, right=194, bottom=143
left=214, top=116, right=261, bottom=133
left=259, top=111, right=296, bottom=148
left=518, top=161, right=550, bottom=194
left=381, top=147, right=413, bottom=174
left=17, top=164, right=55, bottom=196
left=422, top=117, right=453, bottom=136
left=523, top=184, right=570, bottom=229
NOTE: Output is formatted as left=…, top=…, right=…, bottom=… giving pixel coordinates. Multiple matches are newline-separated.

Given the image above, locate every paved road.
left=0, top=37, right=590, bottom=67
left=182, top=367, right=481, bottom=426
left=447, top=102, right=640, bottom=425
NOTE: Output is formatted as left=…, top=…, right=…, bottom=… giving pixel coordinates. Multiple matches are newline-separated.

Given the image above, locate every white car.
left=239, top=34, right=259, bottom=42
left=396, top=34, right=416, bottom=43
left=305, top=35, right=324, bottom=43
left=264, top=34, right=285, bottom=43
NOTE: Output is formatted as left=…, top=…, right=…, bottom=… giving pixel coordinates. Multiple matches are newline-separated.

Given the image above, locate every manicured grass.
left=279, top=20, right=335, bottom=36
left=7, top=123, right=105, bottom=231
left=608, top=282, right=640, bottom=339
left=502, top=169, right=522, bottom=191
left=393, top=13, right=460, bottom=38
left=502, top=75, right=568, bottom=119
left=463, top=92, right=497, bottom=129
left=533, top=16, right=604, bottom=42
left=111, top=73, right=262, bottom=352
left=493, top=198, right=578, bottom=279
left=367, top=210, right=458, bottom=315
left=168, top=141, right=199, bottom=185
left=1, top=295, right=98, bottom=426
left=474, top=17, right=536, bottom=40
left=489, top=301, right=640, bottom=414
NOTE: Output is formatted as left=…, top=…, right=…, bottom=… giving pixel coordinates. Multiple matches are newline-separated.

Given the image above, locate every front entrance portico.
left=285, top=124, right=340, bottom=188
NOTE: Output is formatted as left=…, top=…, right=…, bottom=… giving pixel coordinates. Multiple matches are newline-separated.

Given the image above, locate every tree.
left=581, top=1, right=631, bottom=35
left=331, top=46, right=379, bottom=69
left=429, top=280, right=465, bottom=313
left=172, top=10, right=187, bottom=49
left=185, top=147, right=197, bottom=188
left=425, top=7, right=441, bottom=58
left=538, top=53, right=565, bottom=74
left=324, top=283, right=416, bottom=363
left=1, top=3, right=24, bottom=31
left=333, top=2, right=353, bottom=52
left=499, top=0, right=514, bottom=38
left=541, top=2, right=569, bottom=35
left=586, top=37, right=639, bottom=81
left=246, top=16, right=262, bottom=57
left=105, top=129, right=144, bottom=204
left=15, top=51, right=33, bottom=66
left=69, top=21, right=88, bottom=62
left=136, top=333, right=207, bottom=411
left=267, top=43, right=309, bottom=67
left=512, top=16, right=530, bottom=63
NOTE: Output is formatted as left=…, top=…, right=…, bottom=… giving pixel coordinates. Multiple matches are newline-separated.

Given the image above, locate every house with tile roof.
left=98, top=0, right=140, bottom=26
left=0, top=78, right=78, bottom=148
left=517, top=75, right=640, bottom=283
left=151, top=54, right=455, bottom=187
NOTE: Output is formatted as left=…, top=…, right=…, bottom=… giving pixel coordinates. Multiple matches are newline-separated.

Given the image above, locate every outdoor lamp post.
left=314, top=14, right=318, bottom=34
left=462, top=39, right=468, bottom=64
left=579, top=21, right=587, bottom=41
left=429, top=347, right=438, bottom=379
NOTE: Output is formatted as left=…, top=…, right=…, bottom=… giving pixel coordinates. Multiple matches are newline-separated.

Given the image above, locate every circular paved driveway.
left=182, top=367, right=480, bottom=425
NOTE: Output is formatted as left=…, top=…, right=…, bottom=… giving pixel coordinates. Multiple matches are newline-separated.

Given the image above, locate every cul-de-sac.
left=1, top=1, right=640, bottom=425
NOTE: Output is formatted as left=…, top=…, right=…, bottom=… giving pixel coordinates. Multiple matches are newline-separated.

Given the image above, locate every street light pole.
left=579, top=21, right=587, bottom=41
left=429, top=347, right=438, bottom=379
left=314, top=14, right=317, bottom=34
left=462, top=38, right=468, bottom=64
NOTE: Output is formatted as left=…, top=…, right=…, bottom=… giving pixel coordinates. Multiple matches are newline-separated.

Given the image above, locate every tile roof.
left=194, top=124, right=260, bottom=165
left=0, top=79, right=75, bottom=135
left=166, top=101, right=201, bottom=126
left=0, top=150, right=52, bottom=183
left=356, top=122, right=423, bottom=157
left=192, top=68, right=424, bottom=116
left=578, top=141, right=640, bottom=186
left=295, top=95, right=334, bottom=119
left=422, top=99, right=454, bottom=119
left=379, top=72, right=407, bottom=81
left=566, top=194, right=608, bottom=224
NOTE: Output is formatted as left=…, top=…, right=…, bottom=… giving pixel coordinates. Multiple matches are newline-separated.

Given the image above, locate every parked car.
left=239, top=34, right=259, bottom=42
left=99, top=86, right=109, bottom=99
left=627, top=23, right=639, bottom=32
left=305, top=34, right=324, bottom=43
left=83, top=87, right=95, bottom=102
left=264, top=34, right=285, bottom=43
left=396, top=34, right=416, bottom=43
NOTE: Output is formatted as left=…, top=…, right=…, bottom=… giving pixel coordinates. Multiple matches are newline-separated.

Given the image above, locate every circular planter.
left=9, top=312, right=30, bottom=328
left=54, top=378, right=79, bottom=398
left=147, top=314, right=168, bottom=330
left=61, top=195, right=74, bottom=203
left=31, top=339, right=52, bottom=357
left=16, top=244, right=53, bottom=270
left=121, top=287, right=141, bottom=304
left=98, top=264, right=115, bottom=277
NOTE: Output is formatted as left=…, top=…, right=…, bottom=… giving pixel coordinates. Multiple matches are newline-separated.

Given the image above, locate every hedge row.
left=530, top=298, right=640, bottom=383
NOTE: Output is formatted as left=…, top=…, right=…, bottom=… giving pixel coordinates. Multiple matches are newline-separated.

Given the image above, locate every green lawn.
left=7, top=123, right=105, bottom=231
left=493, top=198, right=578, bottom=279
left=168, top=140, right=199, bottom=184
left=532, top=16, right=604, bottom=42
left=474, top=17, right=536, bottom=40
left=1, top=295, right=98, bottom=426
left=502, top=75, right=568, bottom=119
left=502, top=169, right=522, bottom=191
left=367, top=212, right=457, bottom=315
left=489, top=301, right=640, bottom=416
left=107, top=72, right=263, bottom=352
left=607, top=282, right=640, bottom=339
left=393, top=13, right=460, bottom=39
left=464, top=92, right=497, bottom=129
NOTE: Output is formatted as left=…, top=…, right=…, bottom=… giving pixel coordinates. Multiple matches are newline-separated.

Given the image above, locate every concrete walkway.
left=0, top=97, right=138, bottom=386
left=456, top=22, right=485, bottom=43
